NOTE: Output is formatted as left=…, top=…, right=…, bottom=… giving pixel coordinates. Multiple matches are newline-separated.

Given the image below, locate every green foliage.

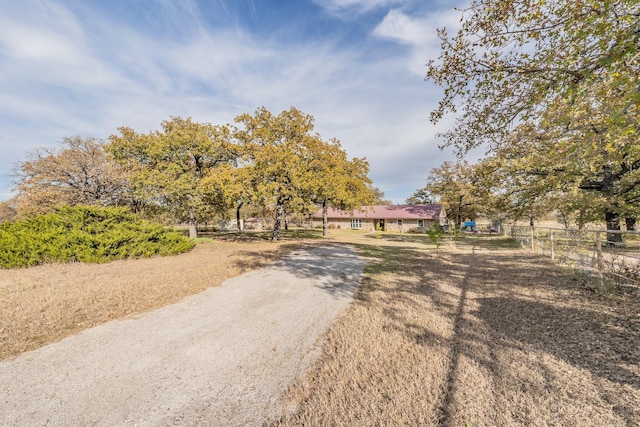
left=108, top=117, right=237, bottom=238
left=234, top=106, right=374, bottom=241
left=405, top=187, right=433, bottom=205
left=427, top=223, right=444, bottom=250
left=418, top=161, right=489, bottom=224
left=374, top=222, right=383, bottom=239
left=426, top=0, right=639, bottom=234
left=0, top=206, right=194, bottom=269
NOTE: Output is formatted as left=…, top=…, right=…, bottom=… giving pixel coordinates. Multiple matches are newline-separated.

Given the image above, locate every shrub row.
left=0, top=206, right=195, bottom=268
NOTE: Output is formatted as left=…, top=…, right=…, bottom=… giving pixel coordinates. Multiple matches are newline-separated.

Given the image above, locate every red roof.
left=312, top=204, right=443, bottom=220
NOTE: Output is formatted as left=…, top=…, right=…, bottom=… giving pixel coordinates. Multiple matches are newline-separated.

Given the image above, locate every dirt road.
left=0, top=244, right=364, bottom=426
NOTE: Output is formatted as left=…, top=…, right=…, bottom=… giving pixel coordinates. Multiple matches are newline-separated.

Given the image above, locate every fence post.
left=596, top=231, right=605, bottom=290
left=530, top=226, right=535, bottom=251
left=550, top=229, right=555, bottom=261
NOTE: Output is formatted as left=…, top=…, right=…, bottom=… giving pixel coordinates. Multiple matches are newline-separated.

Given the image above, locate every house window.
left=351, top=218, right=362, bottom=229
left=397, top=219, right=403, bottom=227
left=418, top=219, right=425, bottom=228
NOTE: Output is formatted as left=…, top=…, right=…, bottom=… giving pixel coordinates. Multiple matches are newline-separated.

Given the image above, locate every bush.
left=0, top=206, right=195, bottom=268
left=427, top=223, right=444, bottom=250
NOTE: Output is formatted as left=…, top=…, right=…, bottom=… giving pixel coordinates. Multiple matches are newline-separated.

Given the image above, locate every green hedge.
left=0, top=206, right=195, bottom=268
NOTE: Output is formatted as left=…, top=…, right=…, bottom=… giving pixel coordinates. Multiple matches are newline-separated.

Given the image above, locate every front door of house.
left=377, top=219, right=385, bottom=231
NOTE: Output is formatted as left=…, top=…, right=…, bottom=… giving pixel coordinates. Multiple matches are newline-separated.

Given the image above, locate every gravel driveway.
left=0, top=244, right=364, bottom=426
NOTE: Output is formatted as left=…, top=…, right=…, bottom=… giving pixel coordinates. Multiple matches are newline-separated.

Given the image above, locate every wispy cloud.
left=0, top=0, right=466, bottom=203
left=313, top=0, right=408, bottom=15
left=372, top=7, right=463, bottom=75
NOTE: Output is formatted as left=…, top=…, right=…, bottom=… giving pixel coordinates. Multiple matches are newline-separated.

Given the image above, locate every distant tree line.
left=7, top=107, right=377, bottom=240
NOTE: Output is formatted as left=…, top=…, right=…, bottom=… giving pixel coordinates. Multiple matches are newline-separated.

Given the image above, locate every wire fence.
left=503, top=225, right=640, bottom=291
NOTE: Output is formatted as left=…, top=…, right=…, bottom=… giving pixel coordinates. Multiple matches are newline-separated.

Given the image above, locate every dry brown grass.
left=0, top=233, right=308, bottom=360
left=275, top=230, right=640, bottom=426
left=4, top=227, right=639, bottom=425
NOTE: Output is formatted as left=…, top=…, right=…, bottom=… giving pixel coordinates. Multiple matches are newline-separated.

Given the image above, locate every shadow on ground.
left=351, top=235, right=640, bottom=424
left=232, top=243, right=364, bottom=299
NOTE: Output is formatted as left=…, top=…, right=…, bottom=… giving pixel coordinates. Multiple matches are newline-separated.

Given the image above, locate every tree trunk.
left=272, top=203, right=284, bottom=241
left=605, top=210, right=622, bottom=246
left=625, top=217, right=636, bottom=231
left=284, top=211, right=289, bottom=231
left=322, top=201, right=328, bottom=237
left=236, top=201, right=243, bottom=234
left=187, top=212, right=198, bottom=239
left=529, top=216, right=535, bottom=227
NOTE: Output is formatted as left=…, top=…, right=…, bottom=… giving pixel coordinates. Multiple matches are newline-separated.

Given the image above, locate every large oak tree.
left=234, top=106, right=373, bottom=240
left=13, top=136, right=129, bottom=218
left=108, top=117, right=236, bottom=238
left=304, top=136, right=374, bottom=237
left=427, top=0, right=639, bottom=239
left=415, top=161, right=489, bottom=226
left=233, top=107, right=316, bottom=241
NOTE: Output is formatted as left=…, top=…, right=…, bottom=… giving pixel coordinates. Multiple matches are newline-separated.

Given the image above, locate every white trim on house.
left=312, top=204, right=447, bottom=233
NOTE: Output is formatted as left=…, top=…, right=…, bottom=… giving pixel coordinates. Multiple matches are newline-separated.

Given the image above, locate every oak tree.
left=233, top=107, right=319, bottom=241
left=234, top=107, right=374, bottom=240
left=427, top=0, right=639, bottom=238
left=305, top=136, right=374, bottom=237
left=405, top=187, right=434, bottom=205
left=417, top=161, right=488, bottom=227
left=108, top=117, right=236, bottom=238
left=369, top=185, right=393, bottom=205
left=201, top=159, right=255, bottom=233
left=13, top=136, right=129, bottom=218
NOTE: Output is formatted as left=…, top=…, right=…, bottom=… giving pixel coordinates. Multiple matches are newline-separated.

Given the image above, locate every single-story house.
left=244, top=217, right=264, bottom=230
left=312, top=204, right=447, bottom=233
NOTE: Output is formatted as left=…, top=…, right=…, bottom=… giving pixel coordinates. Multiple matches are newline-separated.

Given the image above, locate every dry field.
left=0, top=232, right=308, bottom=360
left=275, top=231, right=640, bottom=426
left=3, top=228, right=639, bottom=426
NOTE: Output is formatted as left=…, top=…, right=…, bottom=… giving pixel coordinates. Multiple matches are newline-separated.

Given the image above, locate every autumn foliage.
left=10, top=107, right=374, bottom=242
left=422, top=0, right=639, bottom=231
left=13, top=137, right=129, bottom=218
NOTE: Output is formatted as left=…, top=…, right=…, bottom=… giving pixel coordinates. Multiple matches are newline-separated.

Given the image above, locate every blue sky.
left=0, top=0, right=469, bottom=203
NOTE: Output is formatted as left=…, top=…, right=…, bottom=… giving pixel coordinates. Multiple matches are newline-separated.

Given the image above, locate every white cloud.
left=0, top=0, right=469, bottom=204
left=372, top=8, right=463, bottom=76
left=0, top=4, right=127, bottom=94
left=0, top=22, right=78, bottom=63
left=373, top=9, right=432, bottom=45
left=313, top=0, right=407, bottom=16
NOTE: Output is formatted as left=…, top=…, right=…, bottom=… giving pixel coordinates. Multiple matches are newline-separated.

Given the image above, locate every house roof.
left=312, top=204, right=443, bottom=220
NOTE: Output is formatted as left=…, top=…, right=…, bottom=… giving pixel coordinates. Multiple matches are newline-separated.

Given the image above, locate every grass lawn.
left=0, top=231, right=315, bottom=360
left=2, top=228, right=639, bottom=425
left=275, top=229, right=640, bottom=426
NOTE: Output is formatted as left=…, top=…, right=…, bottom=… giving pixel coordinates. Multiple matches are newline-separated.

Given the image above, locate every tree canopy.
left=108, top=117, right=236, bottom=238
left=13, top=136, right=129, bottom=218
left=233, top=106, right=374, bottom=240
left=10, top=108, right=375, bottom=240
left=369, top=185, right=393, bottom=205
left=415, top=161, right=489, bottom=226
left=405, top=187, right=434, bottom=205
left=304, top=136, right=374, bottom=237
left=426, top=0, right=639, bottom=234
